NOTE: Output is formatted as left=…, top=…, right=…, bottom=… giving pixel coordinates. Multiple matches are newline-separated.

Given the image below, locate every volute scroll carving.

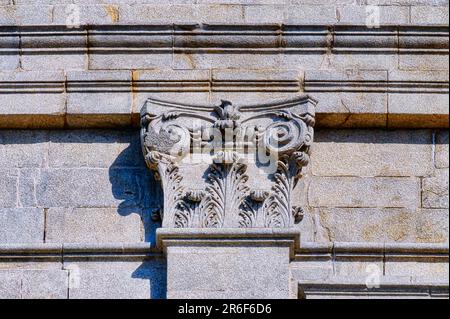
left=140, top=96, right=316, bottom=229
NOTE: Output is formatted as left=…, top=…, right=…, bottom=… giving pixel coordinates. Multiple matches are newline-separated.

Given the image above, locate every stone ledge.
left=0, top=25, right=447, bottom=52
left=0, top=68, right=448, bottom=129
left=157, top=228, right=301, bottom=259
left=1, top=241, right=447, bottom=261
left=298, top=277, right=449, bottom=299
left=0, top=243, right=161, bottom=261
left=295, top=242, right=449, bottom=262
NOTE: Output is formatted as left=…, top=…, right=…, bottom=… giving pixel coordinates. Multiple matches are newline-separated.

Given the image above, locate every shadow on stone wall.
left=108, top=130, right=167, bottom=299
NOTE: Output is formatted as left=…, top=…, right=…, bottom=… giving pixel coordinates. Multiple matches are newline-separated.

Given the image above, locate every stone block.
left=311, top=130, right=434, bottom=177
left=331, top=53, right=398, bottom=73
left=20, top=270, right=68, bottom=299
left=35, top=168, right=153, bottom=209
left=52, top=4, right=120, bottom=25
left=0, top=169, right=18, bottom=208
left=422, top=169, right=449, bottom=209
left=48, top=130, right=144, bottom=169
left=244, top=5, right=285, bottom=24
left=416, top=209, right=449, bottom=243
left=0, top=208, right=44, bottom=244
left=173, top=51, right=282, bottom=70
left=388, top=93, right=449, bottom=128
left=312, top=92, right=387, bottom=128
left=89, top=51, right=172, bottom=70
left=0, top=131, right=48, bottom=168
left=0, top=269, right=67, bottom=299
left=66, top=71, right=132, bottom=127
left=310, top=207, right=449, bottom=243
left=308, top=177, right=421, bottom=209
left=0, top=5, right=53, bottom=25
left=46, top=208, right=143, bottom=243
left=211, top=69, right=301, bottom=93
left=384, top=260, right=449, bottom=282
left=411, top=6, right=449, bottom=24
left=399, top=54, right=449, bottom=72
left=336, top=5, right=410, bottom=25
left=388, top=70, right=449, bottom=83
left=0, top=71, right=66, bottom=128
left=435, top=130, right=449, bottom=169
left=120, top=4, right=245, bottom=24
left=167, top=245, right=291, bottom=299
left=285, top=5, right=337, bottom=24
left=65, top=259, right=167, bottom=299
left=290, top=260, right=334, bottom=282
left=0, top=272, right=21, bottom=298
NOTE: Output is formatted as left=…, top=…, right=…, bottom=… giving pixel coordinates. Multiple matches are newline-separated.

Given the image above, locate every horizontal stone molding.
left=0, top=243, right=160, bottom=261
left=0, top=25, right=448, bottom=53
left=157, top=228, right=301, bottom=260
left=1, top=69, right=448, bottom=129
left=298, top=278, right=449, bottom=299
left=1, top=241, right=447, bottom=262
left=295, top=242, right=450, bottom=262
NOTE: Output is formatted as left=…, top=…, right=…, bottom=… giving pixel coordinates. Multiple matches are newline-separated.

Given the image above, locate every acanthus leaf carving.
left=140, top=96, right=316, bottom=229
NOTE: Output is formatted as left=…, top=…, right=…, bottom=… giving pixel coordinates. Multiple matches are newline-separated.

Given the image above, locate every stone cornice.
left=0, top=25, right=448, bottom=53
left=298, top=278, right=449, bottom=299
left=295, top=242, right=450, bottom=262
left=1, top=242, right=447, bottom=261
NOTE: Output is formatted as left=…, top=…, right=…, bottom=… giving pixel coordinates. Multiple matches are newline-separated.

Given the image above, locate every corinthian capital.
left=140, top=96, right=316, bottom=229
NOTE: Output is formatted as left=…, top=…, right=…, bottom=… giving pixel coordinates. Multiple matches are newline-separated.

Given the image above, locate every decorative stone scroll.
left=140, top=96, right=316, bottom=229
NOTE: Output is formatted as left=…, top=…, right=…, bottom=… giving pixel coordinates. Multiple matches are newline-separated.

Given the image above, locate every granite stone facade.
left=0, top=0, right=449, bottom=299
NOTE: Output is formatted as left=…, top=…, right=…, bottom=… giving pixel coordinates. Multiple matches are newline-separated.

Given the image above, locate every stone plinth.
left=157, top=228, right=300, bottom=299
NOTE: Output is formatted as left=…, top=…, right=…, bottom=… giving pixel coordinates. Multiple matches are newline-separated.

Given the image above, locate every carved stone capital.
left=140, top=96, right=316, bottom=228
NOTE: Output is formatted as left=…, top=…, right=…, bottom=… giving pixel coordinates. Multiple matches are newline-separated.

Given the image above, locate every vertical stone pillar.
left=157, top=229, right=300, bottom=299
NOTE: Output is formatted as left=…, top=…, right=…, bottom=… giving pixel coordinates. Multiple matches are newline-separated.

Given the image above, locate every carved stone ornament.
left=140, top=96, right=316, bottom=229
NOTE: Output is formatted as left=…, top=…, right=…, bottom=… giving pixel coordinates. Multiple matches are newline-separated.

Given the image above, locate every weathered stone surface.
left=35, top=168, right=153, bottom=208
left=65, top=259, right=167, bottom=299
left=167, top=245, right=290, bottom=299
left=399, top=54, right=449, bottom=72
left=46, top=208, right=143, bottom=243
left=0, top=131, right=48, bottom=168
left=388, top=93, right=449, bottom=128
left=311, top=130, right=434, bottom=177
left=52, top=4, right=120, bottom=25
left=435, top=130, right=449, bottom=169
left=0, top=5, right=53, bottom=25
left=0, top=272, right=21, bottom=298
left=0, top=208, right=44, bottom=243
left=422, top=169, right=449, bottom=209
left=48, top=130, right=144, bottom=168
left=66, top=71, right=132, bottom=127
left=336, top=5, right=410, bottom=25
left=310, top=208, right=449, bottom=243
left=416, top=209, right=449, bottom=243
left=384, top=260, right=449, bottom=281
left=21, top=270, right=68, bottom=299
left=411, top=6, right=449, bottom=24
left=0, top=169, right=18, bottom=208
left=0, top=269, right=68, bottom=299
left=308, top=177, right=421, bottom=209
left=0, top=71, right=65, bottom=128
